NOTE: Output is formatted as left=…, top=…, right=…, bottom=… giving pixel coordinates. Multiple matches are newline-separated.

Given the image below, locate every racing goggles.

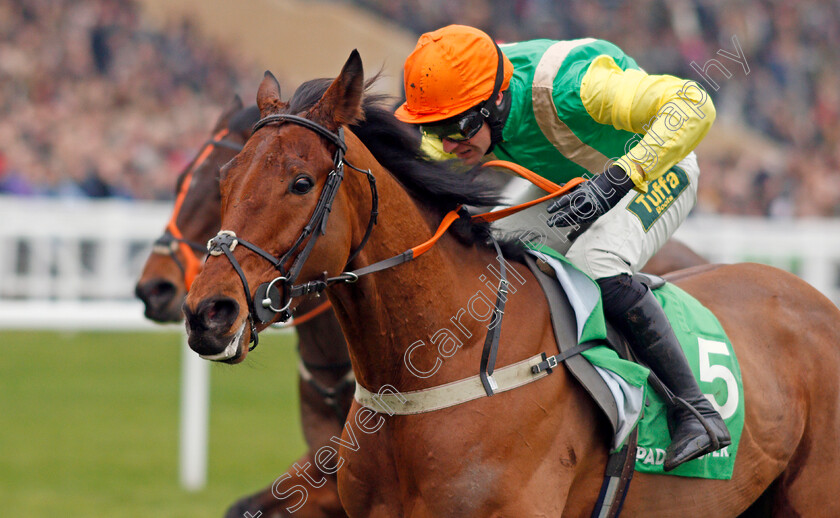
left=420, top=106, right=488, bottom=142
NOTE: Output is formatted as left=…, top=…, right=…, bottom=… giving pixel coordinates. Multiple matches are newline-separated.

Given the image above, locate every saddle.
left=525, top=256, right=666, bottom=430
left=524, top=255, right=667, bottom=518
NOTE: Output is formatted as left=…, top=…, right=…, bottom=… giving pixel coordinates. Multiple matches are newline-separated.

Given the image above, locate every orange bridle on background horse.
left=134, top=97, right=351, bottom=518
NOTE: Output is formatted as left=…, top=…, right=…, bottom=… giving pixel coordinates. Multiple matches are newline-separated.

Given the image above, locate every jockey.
left=394, top=24, right=729, bottom=471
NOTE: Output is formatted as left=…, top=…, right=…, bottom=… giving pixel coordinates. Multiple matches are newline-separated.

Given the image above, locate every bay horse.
left=134, top=96, right=352, bottom=518
left=184, top=51, right=840, bottom=517
left=136, top=85, right=706, bottom=518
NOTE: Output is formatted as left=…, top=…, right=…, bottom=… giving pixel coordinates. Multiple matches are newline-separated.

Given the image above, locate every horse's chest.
left=337, top=445, right=401, bottom=517
left=338, top=424, right=509, bottom=517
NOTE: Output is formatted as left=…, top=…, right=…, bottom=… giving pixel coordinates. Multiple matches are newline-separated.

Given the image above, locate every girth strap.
left=523, top=256, right=620, bottom=435
left=354, top=354, right=553, bottom=414
left=592, top=429, right=638, bottom=518
left=478, top=237, right=508, bottom=396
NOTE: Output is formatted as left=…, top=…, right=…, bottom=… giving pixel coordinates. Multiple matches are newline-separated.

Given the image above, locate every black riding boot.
left=599, top=275, right=731, bottom=471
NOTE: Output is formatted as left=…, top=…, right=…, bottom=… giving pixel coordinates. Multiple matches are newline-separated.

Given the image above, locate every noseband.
left=206, top=114, right=378, bottom=350
left=153, top=130, right=244, bottom=289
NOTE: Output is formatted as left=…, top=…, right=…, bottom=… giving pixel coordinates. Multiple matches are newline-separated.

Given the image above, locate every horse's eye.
left=290, top=175, right=314, bottom=195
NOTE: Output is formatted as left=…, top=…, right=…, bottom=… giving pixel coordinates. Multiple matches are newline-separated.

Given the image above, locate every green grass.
left=0, top=330, right=307, bottom=517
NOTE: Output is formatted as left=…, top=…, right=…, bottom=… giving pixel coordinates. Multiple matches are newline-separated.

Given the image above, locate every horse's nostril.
left=184, top=296, right=243, bottom=356
left=136, top=279, right=177, bottom=306
left=151, top=280, right=177, bottom=301
left=198, top=297, right=240, bottom=331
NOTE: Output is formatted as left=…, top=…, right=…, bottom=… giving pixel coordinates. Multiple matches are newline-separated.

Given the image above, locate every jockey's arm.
left=580, top=55, right=716, bottom=192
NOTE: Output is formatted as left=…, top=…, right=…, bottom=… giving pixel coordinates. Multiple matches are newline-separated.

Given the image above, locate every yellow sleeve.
left=420, top=133, right=457, bottom=161
left=580, top=55, right=715, bottom=191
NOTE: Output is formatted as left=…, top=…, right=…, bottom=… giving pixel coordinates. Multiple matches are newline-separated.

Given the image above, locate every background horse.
left=134, top=96, right=352, bottom=518
left=136, top=96, right=254, bottom=322
left=185, top=51, right=840, bottom=517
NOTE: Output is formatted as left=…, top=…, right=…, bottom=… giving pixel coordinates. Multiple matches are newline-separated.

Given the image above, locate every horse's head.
left=135, top=96, right=256, bottom=322
left=184, top=51, right=369, bottom=362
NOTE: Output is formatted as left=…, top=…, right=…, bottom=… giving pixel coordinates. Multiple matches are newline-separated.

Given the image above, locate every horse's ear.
left=257, top=71, right=287, bottom=117
left=310, top=50, right=364, bottom=129
left=213, top=95, right=244, bottom=132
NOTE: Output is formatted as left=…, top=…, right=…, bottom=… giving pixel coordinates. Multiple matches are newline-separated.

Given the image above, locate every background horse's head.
left=135, top=96, right=258, bottom=322
left=184, top=52, right=370, bottom=362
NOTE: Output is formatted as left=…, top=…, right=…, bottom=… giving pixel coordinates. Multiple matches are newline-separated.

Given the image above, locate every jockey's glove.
left=546, top=165, right=635, bottom=227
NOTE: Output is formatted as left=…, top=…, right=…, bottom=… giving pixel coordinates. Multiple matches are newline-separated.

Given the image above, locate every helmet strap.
left=482, top=42, right=510, bottom=155
left=485, top=90, right=511, bottom=154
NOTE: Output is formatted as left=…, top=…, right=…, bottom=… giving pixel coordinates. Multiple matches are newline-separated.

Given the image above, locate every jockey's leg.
left=599, top=273, right=731, bottom=470
left=565, top=152, right=730, bottom=470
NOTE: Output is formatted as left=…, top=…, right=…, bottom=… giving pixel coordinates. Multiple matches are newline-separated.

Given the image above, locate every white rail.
left=674, top=215, right=840, bottom=305
left=0, top=195, right=168, bottom=303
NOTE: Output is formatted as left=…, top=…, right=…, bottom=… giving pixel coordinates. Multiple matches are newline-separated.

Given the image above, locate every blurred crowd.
left=0, top=0, right=256, bottom=200
left=2, top=0, right=840, bottom=217
left=351, top=0, right=840, bottom=217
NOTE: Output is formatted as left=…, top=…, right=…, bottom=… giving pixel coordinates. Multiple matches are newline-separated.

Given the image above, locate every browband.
left=253, top=114, right=347, bottom=153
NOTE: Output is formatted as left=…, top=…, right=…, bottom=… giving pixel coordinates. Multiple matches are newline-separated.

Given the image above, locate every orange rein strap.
left=484, top=160, right=563, bottom=192
left=165, top=128, right=230, bottom=289
left=276, top=299, right=333, bottom=328
left=409, top=162, right=583, bottom=260
left=473, top=160, right=585, bottom=223
left=291, top=163, right=584, bottom=302
left=409, top=209, right=465, bottom=257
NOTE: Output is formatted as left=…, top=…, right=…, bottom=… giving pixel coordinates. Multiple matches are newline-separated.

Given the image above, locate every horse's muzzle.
left=135, top=278, right=183, bottom=322
left=183, top=296, right=245, bottom=360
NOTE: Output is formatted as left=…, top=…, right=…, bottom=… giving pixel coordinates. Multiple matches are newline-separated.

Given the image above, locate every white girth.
left=354, top=353, right=549, bottom=415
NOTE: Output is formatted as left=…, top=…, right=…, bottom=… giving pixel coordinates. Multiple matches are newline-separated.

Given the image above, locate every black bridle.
left=206, top=114, right=378, bottom=351
left=205, top=114, right=511, bottom=396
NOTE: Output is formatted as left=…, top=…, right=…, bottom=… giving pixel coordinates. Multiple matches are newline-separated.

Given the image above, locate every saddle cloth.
left=526, top=247, right=744, bottom=479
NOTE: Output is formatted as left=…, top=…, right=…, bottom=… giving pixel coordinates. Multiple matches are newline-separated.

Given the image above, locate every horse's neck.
left=295, top=298, right=351, bottom=376
left=326, top=142, right=507, bottom=391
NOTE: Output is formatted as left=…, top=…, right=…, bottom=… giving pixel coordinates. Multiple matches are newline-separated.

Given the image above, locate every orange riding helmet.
left=395, top=25, right=514, bottom=124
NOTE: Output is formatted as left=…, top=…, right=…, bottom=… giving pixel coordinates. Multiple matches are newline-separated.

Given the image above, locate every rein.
left=206, top=113, right=582, bottom=358
left=275, top=299, right=332, bottom=328
left=152, top=128, right=244, bottom=290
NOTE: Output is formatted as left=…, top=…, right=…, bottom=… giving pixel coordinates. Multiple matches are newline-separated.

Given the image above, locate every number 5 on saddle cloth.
left=526, top=244, right=744, bottom=480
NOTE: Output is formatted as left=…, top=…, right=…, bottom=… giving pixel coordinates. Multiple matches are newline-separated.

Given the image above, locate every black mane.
left=287, top=77, right=506, bottom=211
left=286, top=77, right=524, bottom=257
